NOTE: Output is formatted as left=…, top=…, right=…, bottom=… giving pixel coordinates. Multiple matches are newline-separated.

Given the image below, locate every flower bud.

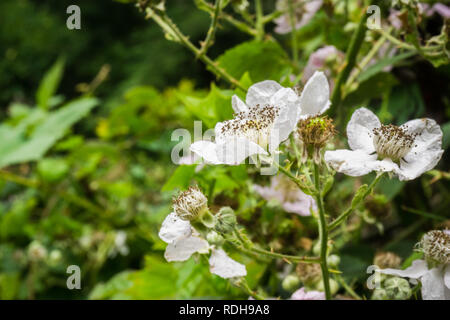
left=384, top=277, right=412, bottom=300
left=316, top=278, right=339, bottom=295
left=371, top=288, right=388, bottom=300
left=296, top=262, right=322, bottom=286
left=373, top=251, right=402, bottom=269
left=282, top=274, right=300, bottom=292
left=214, top=207, right=237, bottom=234
left=416, top=230, right=450, bottom=265
left=48, top=249, right=62, bottom=266
left=173, top=186, right=208, bottom=221
left=206, top=231, right=224, bottom=246
left=328, top=254, right=340, bottom=268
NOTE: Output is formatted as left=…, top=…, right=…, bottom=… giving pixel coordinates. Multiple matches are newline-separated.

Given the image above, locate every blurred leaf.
left=441, top=121, right=450, bottom=149
left=37, top=158, right=69, bottom=182
left=214, top=40, right=290, bottom=83
left=386, top=83, right=425, bottom=124
left=36, top=58, right=65, bottom=110
left=0, top=97, right=98, bottom=168
left=162, top=165, right=197, bottom=192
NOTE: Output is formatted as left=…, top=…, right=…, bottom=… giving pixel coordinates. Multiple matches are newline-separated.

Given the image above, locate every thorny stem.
left=232, top=226, right=319, bottom=263
left=145, top=8, right=246, bottom=91
left=236, top=278, right=266, bottom=300
left=197, top=0, right=258, bottom=36
left=328, top=172, right=384, bottom=230
left=197, top=0, right=222, bottom=58
left=335, top=275, right=362, bottom=300
left=331, top=10, right=368, bottom=123
left=313, top=162, right=331, bottom=300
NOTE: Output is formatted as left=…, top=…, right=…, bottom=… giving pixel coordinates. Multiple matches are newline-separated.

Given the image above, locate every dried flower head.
left=172, top=186, right=208, bottom=221
left=416, top=230, right=450, bottom=265
left=374, top=251, right=402, bottom=269
left=296, top=262, right=322, bottom=285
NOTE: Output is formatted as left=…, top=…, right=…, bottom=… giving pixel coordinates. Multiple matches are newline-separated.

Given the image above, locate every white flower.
left=290, top=287, right=325, bottom=300
left=324, top=107, right=443, bottom=181
left=378, top=230, right=450, bottom=300
left=274, top=0, right=323, bottom=34
left=158, top=212, right=246, bottom=279
left=109, top=231, right=130, bottom=257
left=172, top=186, right=208, bottom=221
left=253, top=175, right=317, bottom=216
left=190, top=73, right=330, bottom=165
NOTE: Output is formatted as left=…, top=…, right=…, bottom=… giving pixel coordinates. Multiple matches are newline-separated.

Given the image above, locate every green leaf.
left=37, top=158, right=69, bottom=182
left=36, top=58, right=65, bottom=110
left=162, top=165, right=197, bottom=192
left=357, top=51, right=416, bottom=83
left=442, top=122, right=450, bottom=149
left=214, top=40, right=290, bottom=82
left=0, top=97, right=98, bottom=168
left=177, top=83, right=233, bottom=128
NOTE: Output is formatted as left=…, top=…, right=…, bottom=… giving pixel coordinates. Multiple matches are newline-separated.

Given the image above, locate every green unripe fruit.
left=328, top=254, right=340, bottom=268
left=316, top=278, right=339, bottom=295
left=206, top=231, right=224, bottom=246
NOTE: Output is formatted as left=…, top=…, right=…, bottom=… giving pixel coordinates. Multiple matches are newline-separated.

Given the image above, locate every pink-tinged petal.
left=302, top=46, right=343, bottom=84
left=190, top=141, right=222, bottom=164
left=232, top=95, right=248, bottom=113
left=324, top=149, right=377, bottom=176
left=378, top=259, right=429, bottom=279
left=291, top=287, right=325, bottom=300
left=158, top=212, right=192, bottom=244
left=209, top=249, right=247, bottom=279
left=216, top=137, right=268, bottom=165
left=164, top=236, right=209, bottom=262
left=346, top=107, right=380, bottom=153
left=432, top=3, right=450, bottom=19
left=246, top=80, right=283, bottom=108
left=298, top=71, right=330, bottom=120
left=421, top=268, right=449, bottom=300
left=282, top=200, right=313, bottom=216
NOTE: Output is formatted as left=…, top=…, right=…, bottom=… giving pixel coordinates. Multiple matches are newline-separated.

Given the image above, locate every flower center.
left=221, top=104, right=279, bottom=149
left=372, top=124, right=417, bottom=162
left=416, top=230, right=450, bottom=265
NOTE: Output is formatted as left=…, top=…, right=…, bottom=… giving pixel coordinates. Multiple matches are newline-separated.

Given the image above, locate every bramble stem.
left=197, top=0, right=222, bottom=58
left=313, top=162, right=331, bottom=300
left=255, top=0, right=264, bottom=40
left=288, top=0, right=299, bottom=68
left=328, top=172, right=384, bottom=230
left=145, top=8, right=246, bottom=91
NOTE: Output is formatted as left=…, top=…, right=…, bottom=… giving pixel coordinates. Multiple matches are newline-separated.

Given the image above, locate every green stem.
left=237, top=278, right=266, bottom=300
left=376, top=28, right=416, bottom=51
left=146, top=8, right=246, bottom=91
left=288, top=0, right=299, bottom=68
left=328, top=172, right=384, bottom=230
left=313, top=162, right=331, bottom=300
left=255, top=0, right=264, bottom=41
left=198, top=0, right=222, bottom=58
left=331, top=10, right=368, bottom=123
left=336, top=275, right=361, bottom=300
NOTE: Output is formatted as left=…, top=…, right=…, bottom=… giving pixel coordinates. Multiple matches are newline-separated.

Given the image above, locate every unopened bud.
left=206, top=231, right=224, bottom=246
left=282, top=274, right=300, bottom=292
left=384, top=277, right=412, bottom=300
left=215, top=207, right=237, bottom=234
left=371, top=288, right=388, bottom=300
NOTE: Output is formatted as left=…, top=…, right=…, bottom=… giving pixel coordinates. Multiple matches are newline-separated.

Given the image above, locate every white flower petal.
left=190, top=141, right=222, bottom=164
left=246, top=80, right=283, bottom=108
left=298, top=71, right=330, bottom=120
left=445, top=265, right=450, bottom=290
left=164, top=236, right=209, bottom=262
left=324, top=149, right=377, bottom=176
left=269, top=88, right=300, bottom=152
left=378, top=259, right=429, bottom=279
left=158, top=212, right=192, bottom=244
left=421, top=268, right=449, bottom=300
left=216, top=137, right=268, bottom=165
left=396, top=118, right=444, bottom=181
left=232, top=95, right=248, bottom=113
left=346, top=107, right=381, bottom=153
left=290, top=287, right=325, bottom=300
left=209, top=249, right=247, bottom=279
